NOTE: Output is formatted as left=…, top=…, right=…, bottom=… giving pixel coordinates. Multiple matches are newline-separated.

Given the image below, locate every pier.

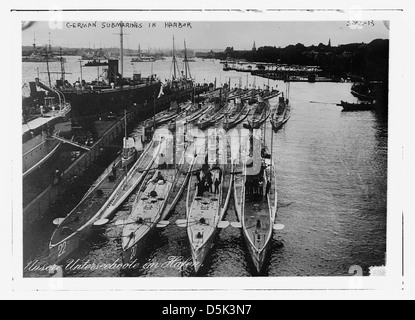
left=222, top=61, right=341, bottom=83
left=22, top=85, right=209, bottom=231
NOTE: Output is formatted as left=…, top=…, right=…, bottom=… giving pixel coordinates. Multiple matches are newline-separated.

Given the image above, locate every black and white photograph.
left=3, top=1, right=415, bottom=300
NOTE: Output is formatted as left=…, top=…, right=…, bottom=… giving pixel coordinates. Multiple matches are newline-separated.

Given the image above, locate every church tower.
left=253, top=42, right=257, bottom=51
left=328, top=39, right=332, bottom=47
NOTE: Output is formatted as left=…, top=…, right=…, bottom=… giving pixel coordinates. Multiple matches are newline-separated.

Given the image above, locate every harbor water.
left=23, top=57, right=387, bottom=277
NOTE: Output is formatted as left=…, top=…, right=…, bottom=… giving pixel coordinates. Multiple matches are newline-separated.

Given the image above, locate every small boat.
left=339, top=100, right=375, bottom=112
left=131, top=56, right=156, bottom=63
left=233, top=139, right=278, bottom=273
left=246, top=98, right=270, bottom=129
left=186, top=141, right=231, bottom=272
left=270, top=95, right=291, bottom=132
left=49, top=123, right=161, bottom=265
left=122, top=141, right=194, bottom=263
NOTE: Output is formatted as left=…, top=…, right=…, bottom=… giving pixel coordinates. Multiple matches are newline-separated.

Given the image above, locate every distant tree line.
left=215, top=39, right=389, bottom=82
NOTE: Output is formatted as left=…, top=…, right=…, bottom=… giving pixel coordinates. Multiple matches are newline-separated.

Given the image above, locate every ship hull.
left=49, top=228, right=86, bottom=266
left=271, top=120, right=284, bottom=132
left=243, top=231, right=270, bottom=273
left=49, top=151, right=139, bottom=266
left=23, top=137, right=61, bottom=178
left=64, top=82, right=161, bottom=119
left=122, top=227, right=157, bottom=264
left=351, top=90, right=372, bottom=101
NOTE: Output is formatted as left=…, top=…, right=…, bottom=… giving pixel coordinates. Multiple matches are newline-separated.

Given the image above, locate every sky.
left=22, top=21, right=390, bottom=51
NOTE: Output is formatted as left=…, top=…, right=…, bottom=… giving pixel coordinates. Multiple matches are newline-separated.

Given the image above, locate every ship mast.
left=183, top=39, right=192, bottom=80
left=60, top=47, right=65, bottom=83
left=33, top=33, right=36, bottom=53
left=172, top=36, right=179, bottom=80
left=184, top=40, right=188, bottom=79
left=124, top=109, right=127, bottom=142
left=46, top=48, right=52, bottom=88
left=48, top=33, right=52, bottom=54
left=120, top=22, right=124, bottom=77
left=79, top=59, right=83, bottom=84
left=270, top=107, right=274, bottom=210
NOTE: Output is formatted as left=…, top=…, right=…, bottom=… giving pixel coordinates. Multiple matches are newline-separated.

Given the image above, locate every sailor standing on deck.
left=259, top=180, right=264, bottom=196
left=214, top=178, right=220, bottom=194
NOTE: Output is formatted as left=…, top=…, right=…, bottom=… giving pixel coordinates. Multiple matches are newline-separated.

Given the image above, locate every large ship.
left=22, top=84, right=71, bottom=178
left=58, top=26, right=162, bottom=123
left=22, top=35, right=64, bottom=63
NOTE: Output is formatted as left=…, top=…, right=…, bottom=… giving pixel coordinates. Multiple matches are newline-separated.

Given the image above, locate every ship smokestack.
left=108, top=60, right=119, bottom=85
